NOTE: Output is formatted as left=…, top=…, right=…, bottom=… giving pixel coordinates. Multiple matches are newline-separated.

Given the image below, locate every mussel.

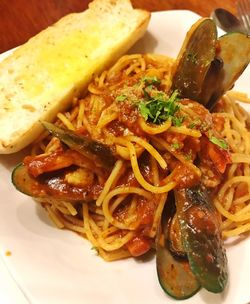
left=12, top=162, right=97, bottom=202
left=12, top=122, right=116, bottom=201
left=171, top=18, right=250, bottom=109
left=156, top=186, right=227, bottom=299
left=175, top=186, right=228, bottom=293
left=42, top=121, right=116, bottom=169
left=171, top=18, right=217, bottom=102
left=156, top=185, right=228, bottom=299
left=156, top=16, right=250, bottom=299
left=202, top=32, right=250, bottom=109
left=156, top=192, right=201, bottom=299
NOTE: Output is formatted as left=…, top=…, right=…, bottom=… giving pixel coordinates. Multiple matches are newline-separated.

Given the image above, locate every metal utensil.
left=237, top=0, right=250, bottom=35
left=211, top=8, right=246, bottom=33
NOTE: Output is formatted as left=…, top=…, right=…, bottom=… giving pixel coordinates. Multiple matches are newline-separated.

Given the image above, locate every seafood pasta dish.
left=12, top=18, right=250, bottom=299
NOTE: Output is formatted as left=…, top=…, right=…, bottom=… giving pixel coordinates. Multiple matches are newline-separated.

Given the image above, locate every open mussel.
left=202, top=32, right=250, bottom=109
left=156, top=186, right=228, bottom=299
left=156, top=17, right=236, bottom=299
left=12, top=122, right=116, bottom=202
left=171, top=18, right=217, bottom=102
left=156, top=192, right=200, bottom=299
left=11, top=162, right=96, bottom=202
left=42, top=121, right=116, bottom=169
left=171, top=18, right=250, bottom=109
left=175, top=186, right=228, bottom=293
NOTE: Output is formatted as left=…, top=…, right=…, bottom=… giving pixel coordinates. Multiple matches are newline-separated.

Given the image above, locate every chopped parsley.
left=171, top=143, right=180, bottom=150
left=209, top=136, right=228, bottom=150
left=141, top=76, right=161, bottom=99
left=188, top=122, right=197, bottom=129
left=141, top=76, right=161, bottom=86
left=138, top=90, right=180, bottom=124
left=116, top=94, right=127, bottom=102
left=172, top=115, right=185, bottom=127
left=184, top=151, right=193, bottom=161
left=118, top=75, right=181, bottom=126
left=188, top=118, right=202, bottom=129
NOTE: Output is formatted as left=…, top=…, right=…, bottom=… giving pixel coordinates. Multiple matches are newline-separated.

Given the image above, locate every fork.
left=237, top=0, right=250, bottom=35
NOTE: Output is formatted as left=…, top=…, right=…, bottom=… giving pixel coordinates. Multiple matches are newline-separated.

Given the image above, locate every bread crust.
left=0, top=0, right=150, bottom=154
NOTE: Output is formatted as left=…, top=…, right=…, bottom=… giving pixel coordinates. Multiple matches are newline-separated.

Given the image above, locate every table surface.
left=0, top=0, right=237, bottom=54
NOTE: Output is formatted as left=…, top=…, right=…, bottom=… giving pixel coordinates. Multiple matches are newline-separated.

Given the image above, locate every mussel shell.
left=156, top=193, right=200, bottom=299
left=175, top=185, right=228, bottom=293
left=42, top=121, right=116, bottom=169
left=171, top=18, right=217, bottom=101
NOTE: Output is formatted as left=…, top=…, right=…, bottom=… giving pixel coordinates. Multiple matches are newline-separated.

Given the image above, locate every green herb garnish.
left=138, top=90, right=180, bottom=124
left=209, top=136, right=228, bottom=150
left=172, top=116, right=185, bottom=127
left=138, top=102, right=151, bottom=121
left=171, top=143, right=180, bottom=150
left=142, top=76, right=161, bottom=98
left=188, top=122, right=196, bottom=129
left=184, top=151, right=192, bottom=161
left=142, top=76, right=161, bottom=86
left=188, top=118, right=202, bottom=129
left=116, top=94, right=127, bottom=102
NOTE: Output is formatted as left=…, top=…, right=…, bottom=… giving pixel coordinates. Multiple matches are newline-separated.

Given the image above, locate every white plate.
left=0, top=10, right=250, bottom=304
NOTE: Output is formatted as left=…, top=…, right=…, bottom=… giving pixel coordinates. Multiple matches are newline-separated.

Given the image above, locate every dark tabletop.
left=0, top=0, right=237, bottom=54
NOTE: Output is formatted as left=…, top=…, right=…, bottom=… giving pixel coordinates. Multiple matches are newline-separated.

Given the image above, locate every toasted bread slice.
left=0, top=0, right=150, bottom=154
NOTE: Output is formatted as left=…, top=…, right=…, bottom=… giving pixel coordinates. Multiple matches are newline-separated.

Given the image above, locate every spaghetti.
left=23, top=53, right=250, bottom=261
